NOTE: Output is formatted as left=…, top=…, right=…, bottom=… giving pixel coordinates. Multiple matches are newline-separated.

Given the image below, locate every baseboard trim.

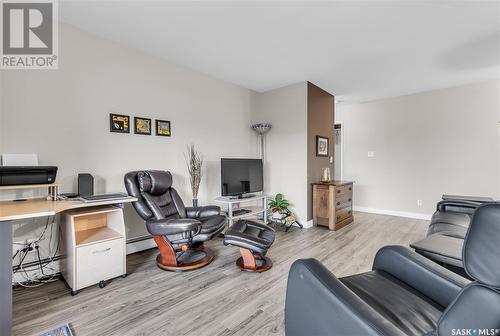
left=353, top=206, right=432, bottom=220
left=12, top=260, right=61, bottom=285
left=126, top=237, right=156, bottom=254
left=301, top=219, right=314, bottom=229
left=12, top=239, right=157, bottom=285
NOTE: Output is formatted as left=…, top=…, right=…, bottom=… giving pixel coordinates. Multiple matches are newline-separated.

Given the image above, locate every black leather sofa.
left=285, top=203, right=500, bottom=336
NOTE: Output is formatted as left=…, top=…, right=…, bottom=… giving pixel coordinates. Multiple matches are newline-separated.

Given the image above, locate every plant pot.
left=272, top=211, right=286, bottom=220
left=192, top=199, right=198, bottom=207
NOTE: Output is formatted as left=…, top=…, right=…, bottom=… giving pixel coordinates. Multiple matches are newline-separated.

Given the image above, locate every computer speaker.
left=78, top=173, right=94, bottom=197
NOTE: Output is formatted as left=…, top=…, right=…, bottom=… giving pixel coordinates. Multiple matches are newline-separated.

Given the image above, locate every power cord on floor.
left=12, top=215, right=61, bottom=287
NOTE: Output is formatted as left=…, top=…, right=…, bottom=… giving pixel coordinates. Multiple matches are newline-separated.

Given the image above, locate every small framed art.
left=134, top=117, right=152, bottom=135
left=316, top=135, right=329, bottom=157
left=110, top=113, right=130, bottom=133
left=155, top=120, right=171, bottom=137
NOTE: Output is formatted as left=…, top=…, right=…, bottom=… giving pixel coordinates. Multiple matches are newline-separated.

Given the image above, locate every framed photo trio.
left=110, top=113, right=171, bottom=138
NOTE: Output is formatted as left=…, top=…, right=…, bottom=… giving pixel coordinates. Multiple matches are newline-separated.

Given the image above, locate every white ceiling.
left=59, top=1, right=500, bottom=102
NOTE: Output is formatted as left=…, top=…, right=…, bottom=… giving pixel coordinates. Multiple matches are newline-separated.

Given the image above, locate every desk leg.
left=0, top=221, right=13, bottom=336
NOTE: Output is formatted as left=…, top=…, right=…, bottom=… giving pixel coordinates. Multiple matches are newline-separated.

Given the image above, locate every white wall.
left=251, top=82, right=309, bottom=224
left=1, top=23, right=259, bottom=247
left=337, top=80, right=500, bottom=217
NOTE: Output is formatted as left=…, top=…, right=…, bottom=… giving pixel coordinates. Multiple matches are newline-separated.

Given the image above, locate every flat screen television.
left=221, top=158, right=263, bottom=197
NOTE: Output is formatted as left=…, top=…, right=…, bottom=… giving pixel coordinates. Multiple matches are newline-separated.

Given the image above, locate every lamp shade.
left=251, top=123, right=272, bottom=135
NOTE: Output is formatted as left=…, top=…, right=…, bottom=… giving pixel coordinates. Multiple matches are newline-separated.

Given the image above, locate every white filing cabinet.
left=60, top=206, right=127, bottom=295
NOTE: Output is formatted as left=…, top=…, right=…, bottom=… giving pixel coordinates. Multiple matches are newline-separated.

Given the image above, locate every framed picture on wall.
left=134, top=117, right=152, bottom=135
left=316, top=135, right=329, bottom=157
left=155, top=119, right=171, bottom=137
left=110, top=113, right=130, bottom=133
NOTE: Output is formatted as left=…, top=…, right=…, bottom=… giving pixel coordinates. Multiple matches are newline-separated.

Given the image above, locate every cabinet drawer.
left=336, top=207, right=353, bottom=223
left=76, top=238, right=125, bottom=289
left=335, top=184, right=353, bottom=197
left=335, top=194, right=353, bottom=210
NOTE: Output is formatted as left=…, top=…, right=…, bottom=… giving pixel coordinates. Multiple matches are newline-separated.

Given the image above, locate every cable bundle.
left=12, top=215, right=61, bottom=288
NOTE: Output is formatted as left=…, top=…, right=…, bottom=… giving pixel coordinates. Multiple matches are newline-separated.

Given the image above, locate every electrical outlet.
left=367, top=151, right=375, bottom=158
left=417, top=200, right=423, bottom=207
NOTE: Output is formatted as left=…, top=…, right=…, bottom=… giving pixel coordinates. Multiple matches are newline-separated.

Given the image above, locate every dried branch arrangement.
left=185, top=144, right=203, bottom=200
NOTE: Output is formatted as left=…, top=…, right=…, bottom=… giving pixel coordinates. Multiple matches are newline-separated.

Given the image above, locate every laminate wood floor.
left=12, top=212, right=428, bottom=336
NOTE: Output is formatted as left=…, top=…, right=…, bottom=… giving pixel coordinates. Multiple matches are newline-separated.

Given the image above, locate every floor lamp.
left=251, top=123, right=272, bottom=161
left=252, top=123, right=272, bottom=199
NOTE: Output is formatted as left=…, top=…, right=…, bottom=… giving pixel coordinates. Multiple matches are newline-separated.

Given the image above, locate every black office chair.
left=124, top=170, right=226, bottom=271
left=285, top=203, right=500, bottom=336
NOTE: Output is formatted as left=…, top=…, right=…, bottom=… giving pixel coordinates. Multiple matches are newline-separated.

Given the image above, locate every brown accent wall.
left=307, top=82, right=335, bottom=220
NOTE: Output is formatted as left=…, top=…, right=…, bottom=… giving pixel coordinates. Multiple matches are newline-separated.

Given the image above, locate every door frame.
left=334, top=121, right=345, bottom=180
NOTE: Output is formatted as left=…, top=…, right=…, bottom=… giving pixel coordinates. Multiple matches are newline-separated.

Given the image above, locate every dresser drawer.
left=335, top=194, right=353, bottom=210
left=76, top=238, right=125, bottom=289
left=336, top=207, right=353, bottom=223
left=335, top=184, right=353, bottom=197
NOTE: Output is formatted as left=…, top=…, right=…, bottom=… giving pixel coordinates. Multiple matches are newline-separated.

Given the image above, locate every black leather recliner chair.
left=285, top=203, right=500, bottom=336
left=427, top=199, right=481, bottom=238
left=411, top=196, right=495, bottom=277
left=124, top=170, right=226, bottom=271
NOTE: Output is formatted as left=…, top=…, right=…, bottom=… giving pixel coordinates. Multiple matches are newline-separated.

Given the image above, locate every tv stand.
left=237, top=193, right=256, bottom=199
left=232, top=208, right=252, bottom=216
left=215, top=194, right=269, bottom=226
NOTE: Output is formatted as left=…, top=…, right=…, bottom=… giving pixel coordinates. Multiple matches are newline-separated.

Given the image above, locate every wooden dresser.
left=312, top=181, right=354, bottom=230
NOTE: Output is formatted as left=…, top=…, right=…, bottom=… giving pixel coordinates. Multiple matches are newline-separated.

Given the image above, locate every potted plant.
left=268, top=193, right=290, bottom=220
left=185, top=144, right=203, bottom=207
left=268, top=193, right=303, bottom=231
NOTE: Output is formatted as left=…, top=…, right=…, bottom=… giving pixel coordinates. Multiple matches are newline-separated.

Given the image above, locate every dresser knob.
left=337, top=202, right=341, bottom=206
left=348, top=198, right=352, bottom=202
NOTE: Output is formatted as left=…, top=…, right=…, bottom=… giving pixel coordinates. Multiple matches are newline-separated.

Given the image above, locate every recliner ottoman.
left=223, top=219, right=276, bottom=272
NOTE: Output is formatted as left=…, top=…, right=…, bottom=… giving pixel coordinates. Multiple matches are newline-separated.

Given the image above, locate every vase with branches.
left=185, top=144, right=203, bottom=207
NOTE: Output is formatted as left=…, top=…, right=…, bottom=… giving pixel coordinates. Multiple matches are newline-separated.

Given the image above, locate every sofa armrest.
left=145, top=218, right=202, bottom=237
left=285, top=259, right=405, bottom=336
left=373, top=246, right=470, bottom=307
left=437, top=200, right=482, bottom=214
left=186, top=205, right=221, bottom=219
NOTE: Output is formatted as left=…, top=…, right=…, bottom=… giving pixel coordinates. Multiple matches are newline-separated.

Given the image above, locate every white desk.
left=0, top=183, right=61, bottom=201
left=0, top=196, right=137, bottom=336
left=215, top=194, right=270, bottom=226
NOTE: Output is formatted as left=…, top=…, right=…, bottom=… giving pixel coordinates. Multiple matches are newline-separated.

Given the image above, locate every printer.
left=0, top=166, right=58, bottom=186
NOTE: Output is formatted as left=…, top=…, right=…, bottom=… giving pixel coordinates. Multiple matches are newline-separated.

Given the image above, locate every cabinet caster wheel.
left=121, top=273, right=128, bottom=278
left=71, top=290, right=79, bottom=296
left=98, top=280, right=106, bottom=288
